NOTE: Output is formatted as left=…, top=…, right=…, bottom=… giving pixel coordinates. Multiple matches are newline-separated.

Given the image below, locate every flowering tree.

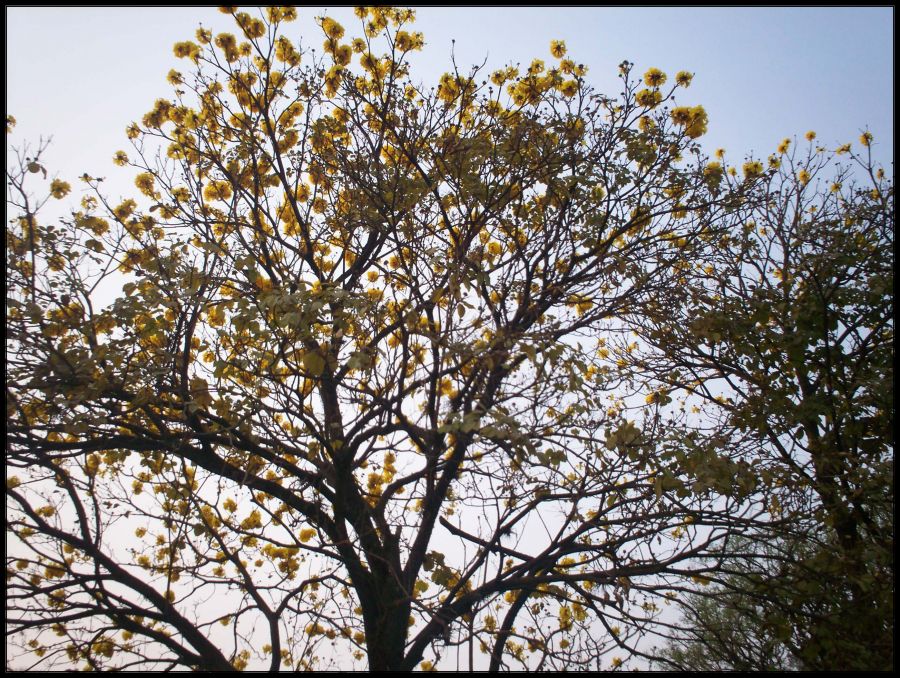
left=7, top=6, right=880, bottom=672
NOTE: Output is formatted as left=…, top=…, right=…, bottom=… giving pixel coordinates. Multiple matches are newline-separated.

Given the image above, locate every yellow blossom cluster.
left=173, top=40, right=201, bottom=62
left=635, top=88, right=662, bottom=108
left=670, top=105, right=708, bottom=138
left=742, top=160, right=764, bottom=180
left=49, top=179, right=71, bottom=199
left=643, top=67, right=666, bottom=87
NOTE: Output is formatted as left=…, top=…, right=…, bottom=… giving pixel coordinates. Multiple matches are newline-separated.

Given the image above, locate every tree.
left=5, top=6, right=888, bottom=672
left=652, top=539, right=803, bottom=672
left=627, top=136, right=894, bottom=670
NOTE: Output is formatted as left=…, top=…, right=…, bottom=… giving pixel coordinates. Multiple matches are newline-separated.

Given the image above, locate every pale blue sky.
left=7, top=6, right=893, bottom=194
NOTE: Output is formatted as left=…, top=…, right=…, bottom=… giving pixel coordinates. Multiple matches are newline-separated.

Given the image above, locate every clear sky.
left=6, top=5, right=894, bottom=197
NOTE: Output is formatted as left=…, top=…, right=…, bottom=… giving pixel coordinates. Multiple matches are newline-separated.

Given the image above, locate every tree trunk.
left=363, top=591, right=410, bottom=671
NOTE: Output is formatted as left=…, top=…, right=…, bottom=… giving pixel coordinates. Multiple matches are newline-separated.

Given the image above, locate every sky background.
left=6, top=5, right=894, bottom=199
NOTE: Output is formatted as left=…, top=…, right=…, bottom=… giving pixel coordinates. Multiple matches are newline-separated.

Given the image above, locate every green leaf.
left=423, top=551, right=445, bottom=572
left=460, top=411, right=482, bottom=433
left=302, top=350, right=325, bottom=376
left=522, top=343, right=537, bottom=363
left=281, top=311, right=301, bottom=327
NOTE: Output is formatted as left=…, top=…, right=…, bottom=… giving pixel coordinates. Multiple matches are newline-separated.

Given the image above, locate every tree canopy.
left=6, top=6, right=893, bottom=672
left=640, top=133, right=894, bottom=670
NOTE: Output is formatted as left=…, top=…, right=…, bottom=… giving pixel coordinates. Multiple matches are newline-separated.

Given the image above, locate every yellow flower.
left=321, top=16, right=345, bottom=40
left=742, top=160, right=763, bottom=180
left=805, top=130, right=816, bottom=141
left=215, top=32, right=236, bottom=50
left=562, top=291, right=594, bottom=317
left=635, top=88, right=662, bottom=108
left=84, top=216, right=110, bottom=235
left=134, top=173, right=156, bottom=197
left=670, top=105, right=708, bottom=138
left=173, top=40, right=201, bottom=62
left=670, top=106, right=691, bottom=126
left=629, top=206, right=652, bottom=231
left=670, top=106, right=692, bottom=126
left=643, top=67, right=666, bottom=88
left=684, top=111, right=709, bottom=139
left=7, top=114, right=16, bottom=133
left=395, top=30, right=421, bottom=52
left=113, top=199, right=137, bottom=221
left=777, top=138, right=790, bottom=154
left=113, top=150, right=129, bottom=166
left=203, top=180, right=233, bottom=202
left=324, top=65, right=343, bottom=96
left=859, top=131, right=873, bottom=147
left=49, top=179, right=71, bottom=199
left=675, top=70, right=693, bottom=87
left=714, top=147, right=725, bottom=160
left=550, top=40, right=567, bottom=59
left=333, top=43, right=352, bottom=66
left=142, top=98, right=173, bottom=129
left=235, top=12, right=266, bottom=39
left=240, top=509, right=263, bottom=530
left=215, top=32, right=240, bottom=62
left=528, top=58, right=545, bottom=74
left=437, top=72, right=461, bottom=103
left=835, top=143, right=851, bottom=155
left=559, top=80, right=578, bottom=98
left=797, top=169, right=811, bottom=185
left=48, top=253, right=66, bottom=271
left=273, top=37, right=300, bottom=66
